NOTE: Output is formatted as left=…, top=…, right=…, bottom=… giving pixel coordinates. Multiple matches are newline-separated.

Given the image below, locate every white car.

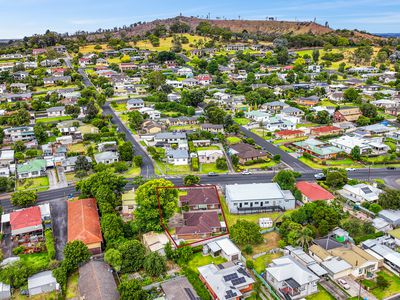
left=338, top=279, right=350, bottom=290
left=241, top=170, right=252, bottom=175
left=346, top=168, right=356, bottom=171
left=314, top=173, right=326, bottom=180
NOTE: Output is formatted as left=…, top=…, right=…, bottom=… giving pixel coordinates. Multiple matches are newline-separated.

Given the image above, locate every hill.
left=85, top=16, right=382, bottom=42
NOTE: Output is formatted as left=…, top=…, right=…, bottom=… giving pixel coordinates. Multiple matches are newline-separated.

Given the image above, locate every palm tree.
left=296, top=227, right=314, bottom=249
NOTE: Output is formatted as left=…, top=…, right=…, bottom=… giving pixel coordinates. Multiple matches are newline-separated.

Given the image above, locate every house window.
left=244, top=202, right=248, bottom=205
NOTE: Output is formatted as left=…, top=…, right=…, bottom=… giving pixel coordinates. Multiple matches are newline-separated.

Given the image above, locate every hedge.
left=183, top=267, right=212, bottom=300
left=192, top=157, right=199, bottom=171
left=45, top=229, right=56, bottom=260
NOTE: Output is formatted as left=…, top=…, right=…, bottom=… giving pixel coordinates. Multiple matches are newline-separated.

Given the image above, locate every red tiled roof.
left=10, top=206, right=41, bottom=231
left=176, top=211, right=220, bottom=235
left=296, top=181, right=335, bottom=201
left=180, top=187, right=219, bottom=206
left=276, top=130, right=304, bottom=136
left=311, top=126, right=342, bottom=133
left=68, top=198, right=102, bottom=245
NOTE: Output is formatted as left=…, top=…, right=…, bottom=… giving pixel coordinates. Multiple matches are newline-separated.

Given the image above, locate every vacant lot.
left=17, top=177, right=49, bottom=192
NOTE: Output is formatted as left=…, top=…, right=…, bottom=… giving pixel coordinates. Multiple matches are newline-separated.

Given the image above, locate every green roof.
left=294, top=140, right=342, bottom=156
left=17, top=159, right=46, bottom=174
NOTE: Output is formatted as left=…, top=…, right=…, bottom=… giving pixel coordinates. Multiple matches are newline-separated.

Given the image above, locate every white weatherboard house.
left=265, top=256, right=319, bottom=300
left=28, top=271, right=60, bottom=296
left=339, top=184, right=383, bottom=203
left=225, top=183, right=295, bottom=214
left=204, top=238, right=242, bottom=261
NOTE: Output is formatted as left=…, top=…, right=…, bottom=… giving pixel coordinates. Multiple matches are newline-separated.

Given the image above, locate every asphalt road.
left=102, top=102, right=155, bottom=177
left=239, top=126, right=313, bottom=172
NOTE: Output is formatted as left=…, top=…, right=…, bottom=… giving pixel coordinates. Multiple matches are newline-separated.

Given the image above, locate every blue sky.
left=1, top=0, right=400, bottom=38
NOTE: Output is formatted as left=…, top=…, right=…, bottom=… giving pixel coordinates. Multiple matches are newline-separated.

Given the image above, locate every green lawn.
left=279, top=145, right=294, bottom=153
left=36, top=115, right=72, bottom=123
left=168, top=124, right=200, bottom=131
left=33, top=84, right=78, bottom=93
left=226, top=136, right=242, bottom=144
left=197, top=146, right=221, bottom=151
left=200, top=163, right=226, bottom=174
left=155, top=161, right=192, bottom=175
left=121, top=166, right=141, bottom=178
left=298, top=156, right=363, bottom=169
left=17, top=176, right=49, bottom=192
left=306, top=284, right=335, bottom=300
left=273, top=137, right=308, bottom=144
left=319, top=100, right=338, bottom=107
left=187, top=252, right=227, bottom=274
left=111, top=103, right=127, bottom=112
left=78, top=124, right=99, bottom=134
left=243, top=161, right=277, bottom=170
left=363, top=270, right=400, bottom=299
left=233, top=118, right=250, bottom=125
left=251, top=128, right=273, bottom=140
left=19, top=252, right=50, bottom=270
left=253, top=253, right=282, bottom=273
left=66, top=272, right=79, bottom=299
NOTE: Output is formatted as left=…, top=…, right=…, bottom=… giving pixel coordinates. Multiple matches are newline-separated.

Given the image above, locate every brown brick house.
left=175, top=211, right=222, bottom=240
left=275, top=129, right=305, bottom=140
left=333, top=107, right=362, bottom=122
left=310, top=126, right=344, bottom=137
left=179, top=187, right=220, bottom=210
left=229, top=143, right=269, bottom=164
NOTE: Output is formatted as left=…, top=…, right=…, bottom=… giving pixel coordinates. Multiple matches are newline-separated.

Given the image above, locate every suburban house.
left=17, top=159, right=46, bottom=178
left=330, top=135, right=389, bottom=155
left=139, top=107, right=161, bottom=120
left=203, top=238, right=242, bottom=261
left=262, top=101, right=289, bottom=113
left=127, top=99, right=144, bottom=110
left=154, top=132, right=187, bottom=145
left=0, top=150, right=14, bottom=167
left=293, top=139, right=342, bottom=160
left=62, top=156, right=92, bottom=173
left=68, top=198, right=103, bottom=254
left=282, top=106, right=305, bottom=117
left=378, top=210, right=400, bottom=227
left=333, top=107, right=362, bottom=122
left=166, top=116, right=198, bottom=126
left=362, top=239, right=400, bottom=274
left=309, top=242, right=379, bottom=279
left=94, top=151, right=119, bottom=165
left=198, top=262, right=254, bottom=300
left=46, top=106, right=66, bottom=117
left=175, top=211, right=222, bottom=240
left=201, top=124, right=224, bottom=134
left=4, top=126, right=35, bottom=142
left=310, top=126, right=343, bottom=137
left=161, top=277, right=200, bottom=300
left=295, top=96, right=320, bottom=107
left=43, top=76, right=71, bottom=86
left=179, top=187, right=220, bottom=211
left=338, top=184, right=383, bottom=203
left=295, top=181, right=335, bottom=202
left=142, top=231, right=170, bottom=255
left=228, top=143, right=269, bottom=165
left=9, top=206, right=43, bottom=237
left=28, top=271, right=59, bottom=297
left=166, top=148, right=189, bottom=165
left=141, top=120, right=163, bottom=134
left=265, top=256, right=319, bottom=300
left=78, top=261, right=119, bottom=300
left=197, top=149, right=224, bottom=163
left=275, top=129, right=305, bottom=140
left=225, top=183, right=296, bottom=213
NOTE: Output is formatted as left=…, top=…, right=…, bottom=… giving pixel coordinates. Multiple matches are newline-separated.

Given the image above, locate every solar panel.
left=223, top=273, right=238, bottom=281
left=237, top=267, right=249, bottom=277
left=225, top=290, right=237, bottom=298
left=184, top=288, right=199, bottom=300
left=231, top=277, right=246, bottom=286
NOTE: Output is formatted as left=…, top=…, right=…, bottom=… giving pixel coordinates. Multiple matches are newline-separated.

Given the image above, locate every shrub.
left=191, top=157, right=199, bottom=171
left=246, top=260, right=254, bottom=269
left=12, top=246, right=24, bottom=255
left=45, top=229, right=56, bottom=260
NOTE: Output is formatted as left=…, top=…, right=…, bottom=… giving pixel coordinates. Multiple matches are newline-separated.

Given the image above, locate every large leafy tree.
left=101, top=213, right=124, bottom=243
left=104, top=248, right=122, bottom=272
left=77, top=170, right=127, bottom=198
left=118, top=279, right=148, bottom=300
left=11, top=190, right=37, bottom=207
left=118, top=141, right=134, bottom=161
left=143, top=252, right=167, bottom=277
left=230, top=220, right=263, bottom=246
left=273, top=170, right=296, bottom=190
left=378, top=189, right=400, bottom=209
left=118, top=240, right=146, bottom=273
left=134, top=179, right=178, bottom=231
left=63, top=241, right=91, bottom=272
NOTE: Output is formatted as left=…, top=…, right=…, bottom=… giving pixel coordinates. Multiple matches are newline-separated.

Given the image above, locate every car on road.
left=241, top=170, right=252, bottom=175
left=207, top=172, right=219, bottom=177
left=346, top=168, right=356, bottom=171
left=314, top=173, right=326, bottom=180
left=387, top=166, right=396, bottom=170
left=337, top=279, right=350, bottom=290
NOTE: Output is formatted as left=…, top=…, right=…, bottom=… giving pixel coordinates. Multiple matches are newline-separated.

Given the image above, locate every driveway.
left=320, top=280, right=348, bottom=300
left=56, top=166, right=68, bottom=188
left=50, top=200, right=68, bottom=260
left=1, top=222, right=12, bottom=258
left=47, top=169, right=58, bottom=189
left=341, top=276, right=378, bottom=300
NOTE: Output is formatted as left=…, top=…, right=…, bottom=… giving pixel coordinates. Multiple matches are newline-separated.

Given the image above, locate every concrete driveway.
left=50, top=200, right=68, bottom=260
left=341, top=276, right=378, bottom=300
left=320, top=280, right=348, bottom=300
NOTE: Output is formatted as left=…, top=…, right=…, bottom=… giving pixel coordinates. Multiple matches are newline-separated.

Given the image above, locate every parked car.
left=241, top=170, right=252, bottom=175
left=207, top=172, right=219, bottom=176
left=346, top=168, right=356, bottom=171
left=314, top=173, right=326, bottom=180
left=387, top=166, right=396, bottom=170
left=338, top=279, right=350, bottom=290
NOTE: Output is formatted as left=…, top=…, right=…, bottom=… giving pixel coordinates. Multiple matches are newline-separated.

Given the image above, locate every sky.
left=1, top=0, right=400, bottom=38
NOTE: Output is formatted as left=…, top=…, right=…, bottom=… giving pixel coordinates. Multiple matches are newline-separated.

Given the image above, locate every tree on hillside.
left=350, top=146, right=361, bottom=161
left=134, top=179, right=178, bottom=231
left=118, top=141, right=134, bottom=161
left=230, top=220, right=263, bottom=246
left=312, top=49, right=320, bottom=63
left=325, top=169, right=348, bottom=188
left=128, top=110, right=144, bottom=130
left=11, top=190, right=37, bottom=207
left=343, top=88, right=360, bottom=103
left=75, top=156, right=91, bottom=172
left=147, top=71, right=165, bottom=91
left=378, top=189, right=400, bottom=209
